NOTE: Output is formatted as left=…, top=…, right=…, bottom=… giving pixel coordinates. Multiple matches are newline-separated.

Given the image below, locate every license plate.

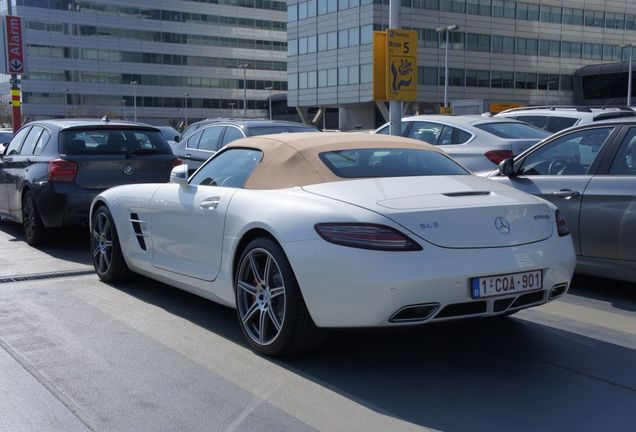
left=470, top=270, right=542, bottom=299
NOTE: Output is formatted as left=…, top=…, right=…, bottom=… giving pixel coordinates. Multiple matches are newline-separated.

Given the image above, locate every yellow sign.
left=385, top=29, right=417, bottom=101
left=489, top=102, right=524, bottom=113
left=440, top=106, right=452, bottom=115
left=372, top=32, right=387, bottom=100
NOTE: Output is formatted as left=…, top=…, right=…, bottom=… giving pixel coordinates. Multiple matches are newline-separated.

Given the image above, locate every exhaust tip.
left=389, top=303, right=439, bottom=323
left=550, top=283, right=568, bottom=300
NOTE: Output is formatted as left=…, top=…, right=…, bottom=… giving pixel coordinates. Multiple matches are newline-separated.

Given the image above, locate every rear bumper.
left=34, top=182, right=100, bottom=228
left=283, top=235, right=576, bottom=328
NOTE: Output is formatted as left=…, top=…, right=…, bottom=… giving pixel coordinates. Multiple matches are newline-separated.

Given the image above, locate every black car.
left=0, top=129, right=13, bottom=154
left=0, top=118, right=181, bottom=245
left=172, top=119, right=319, bottom=173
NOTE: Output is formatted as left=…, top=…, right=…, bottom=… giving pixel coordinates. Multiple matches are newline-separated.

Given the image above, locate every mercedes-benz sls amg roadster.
left=89, top=133, right=575, bottom=356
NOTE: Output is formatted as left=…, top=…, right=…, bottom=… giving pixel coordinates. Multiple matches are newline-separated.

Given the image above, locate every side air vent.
left=129, top=213, right=147, bottom=250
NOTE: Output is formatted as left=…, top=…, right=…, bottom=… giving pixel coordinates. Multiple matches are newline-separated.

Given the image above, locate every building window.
left=318, top=33, right=327, bottom=51
left=361, top=64, right=372, bottom=83
left=339, top=29, right=349, bottom=48
left=289, top=73, right=298, bottom=90
left=361, top=25, right=373, bottom=44
left=318, top=69, right=327, bottom=87
left=339, top=67, right=349, bottom=85
left=308, top=35, right=317, bottom=53
left=349, top=65, right=359, bottom=84
left=327, top=31, right=337, bottom=50
left=288, top=4, right=297, bottom=21
left=299, top=72, right=308, bottom=89
left=327, top=68, right=338, bottom=86
left=308, top=71, right=317, bottom=88
left=349, top=28, right=359, bottom=46
left=585, top=10, right=605, bottom=28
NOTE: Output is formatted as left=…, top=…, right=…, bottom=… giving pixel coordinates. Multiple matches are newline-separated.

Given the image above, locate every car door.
left=0, top=126, right=31, bottom=215
left=493, top=126, right=618, bottom=255
left=579, top=127, right=636, bottom=261
left=3, top=126, right=42, bottom=218
left=149, top=148, right=263, bottom=281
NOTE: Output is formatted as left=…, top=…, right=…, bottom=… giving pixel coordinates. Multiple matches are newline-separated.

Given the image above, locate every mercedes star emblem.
left=494, top=216, right=511, bottom=235
left=123, top=164, right=134, bottom=175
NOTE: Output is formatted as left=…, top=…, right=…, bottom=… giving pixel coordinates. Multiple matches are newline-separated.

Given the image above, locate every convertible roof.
left=225, top=132, right=440, bottom=189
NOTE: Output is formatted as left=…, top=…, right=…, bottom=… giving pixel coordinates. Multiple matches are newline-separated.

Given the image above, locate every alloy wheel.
left=92, top=212, right=113, bottom=275
left=236, top=248, right=286, bottom=346
left=22, top=195, right=35, bottom=241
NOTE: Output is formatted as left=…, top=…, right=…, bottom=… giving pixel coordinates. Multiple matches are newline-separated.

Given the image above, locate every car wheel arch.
left=232, top=228, right=282, bottom=284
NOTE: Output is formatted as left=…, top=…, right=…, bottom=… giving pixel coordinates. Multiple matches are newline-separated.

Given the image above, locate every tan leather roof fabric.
left=226, top=132, right=440, bottom=190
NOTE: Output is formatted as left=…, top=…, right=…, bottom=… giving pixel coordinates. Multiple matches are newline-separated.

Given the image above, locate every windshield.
left=474, top=122, right=551, bottom=139
left=248, top=125, right=319, bottom=136
left=60, top=129, right=172, bottom=155
left=319, top=148, right=469, bottom=178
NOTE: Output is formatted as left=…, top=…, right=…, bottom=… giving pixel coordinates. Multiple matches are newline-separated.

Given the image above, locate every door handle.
left=184, top=153, right=192, bottom=159
left=200, top=197, right=220, bottom=210
left=552, top=189, right=581, bottom=199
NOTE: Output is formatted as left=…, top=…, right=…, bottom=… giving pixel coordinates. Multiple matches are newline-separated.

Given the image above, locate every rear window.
left=60, top=129, right=172, bottom=155
left=319, top=148, right=469, bottom=178
left=474, top=122, right=550, bottom=139
left=247, top=125, right=319, bottom=136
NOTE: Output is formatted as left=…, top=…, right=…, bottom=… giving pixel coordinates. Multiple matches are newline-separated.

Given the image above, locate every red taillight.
left=556, top=210, right=570, bottom=237
left=48, top=159, right=77, bottom=183
left=485, top=150, right=514, bottom=165
left=314, top=223, right=422, bottom=251
left=172, top=158, right=184, bottom=167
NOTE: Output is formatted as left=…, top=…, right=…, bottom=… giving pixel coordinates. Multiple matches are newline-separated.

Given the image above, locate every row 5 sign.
left=372, top=29, right=417, bottom=101
left=0, top=16, right=25, bottom=75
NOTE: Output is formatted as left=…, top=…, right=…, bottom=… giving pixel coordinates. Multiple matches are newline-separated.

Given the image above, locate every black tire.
left=22, top=190, right=47, bottom=246
left=235, top=237, right=325, bottom=356
left=90, top=205, right=130, bottom=282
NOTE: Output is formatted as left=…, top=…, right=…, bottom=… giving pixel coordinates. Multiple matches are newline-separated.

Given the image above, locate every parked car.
left=171, top=119, right=319, bottom=172
left=495, top=105, right=636, bottom=133
left=0, top=118, right=181, bottom=245
left=0, top=129, right=13, bottom=154
left=374, top=115, right=550, bottom=171
left=179, top=117, right=267, bottom=142
left=89, top=132, right=575, bottom=356
left=486, top=118, right=636, bottom=282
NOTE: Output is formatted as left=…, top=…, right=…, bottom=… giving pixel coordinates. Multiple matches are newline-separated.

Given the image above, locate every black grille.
left=511, top=290, right=545, bottom=309
left=130, top=213, right=146, bottom=250
left=435, top=301, right=487, bottom=319
left=0, top=269, right=94, bottom=284
left=493, top=297, right=515, bottom=313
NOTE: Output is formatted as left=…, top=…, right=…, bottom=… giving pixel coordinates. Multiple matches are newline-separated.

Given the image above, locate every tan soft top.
left=225, top=132, right=440, bottom=189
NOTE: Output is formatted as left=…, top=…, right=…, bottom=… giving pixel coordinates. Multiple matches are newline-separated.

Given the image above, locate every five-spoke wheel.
left=235, top=238, right=324, bottom=356
left=90, top=206, right=130, bottom=282
left=22, top=191, right=46, bottom=246
left=236, top=248, right=286, bottom=346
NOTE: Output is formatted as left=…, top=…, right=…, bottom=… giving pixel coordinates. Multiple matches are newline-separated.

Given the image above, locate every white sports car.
left=90, top=133, right=576, bottom=356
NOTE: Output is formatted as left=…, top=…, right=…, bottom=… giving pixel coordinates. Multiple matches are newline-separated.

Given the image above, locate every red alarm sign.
left=5, top=16, right=25, bottom=74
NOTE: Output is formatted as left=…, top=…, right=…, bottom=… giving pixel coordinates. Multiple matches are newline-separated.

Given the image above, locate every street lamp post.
left=130, top=80, right=138, bottom=121
left=265, top=86, right=273, bottom=120
left=238, top=63, right=249, bottom=118
left=436, top=24, right=459, bottom=110
left=183, top=92, right=189, bottom=126
left=623, top=43, right=635, bottom=106
left=62, top=88, right=69, bottom=118
left=121, top=99, right=127, bottom=120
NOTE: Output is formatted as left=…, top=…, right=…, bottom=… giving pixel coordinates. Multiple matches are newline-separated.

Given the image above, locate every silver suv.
left=495, top=105, right=636, bottom=133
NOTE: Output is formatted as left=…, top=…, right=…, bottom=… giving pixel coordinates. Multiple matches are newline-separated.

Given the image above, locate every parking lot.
left=1, top=220, right=635, bottom=431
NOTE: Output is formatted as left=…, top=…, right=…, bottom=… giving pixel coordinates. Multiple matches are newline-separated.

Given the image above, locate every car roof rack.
left=498, top=105, right=634, bottom=115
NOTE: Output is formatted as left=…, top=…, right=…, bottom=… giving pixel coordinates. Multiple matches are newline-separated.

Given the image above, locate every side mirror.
left=170, top=164, right=189, bottom=185
left=173, top=135, right=180, bottom=143
left=498, top=158, right=517, bottom=177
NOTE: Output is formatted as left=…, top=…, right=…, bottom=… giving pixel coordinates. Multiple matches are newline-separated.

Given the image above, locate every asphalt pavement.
left=1, top=219, right=635, bottom=432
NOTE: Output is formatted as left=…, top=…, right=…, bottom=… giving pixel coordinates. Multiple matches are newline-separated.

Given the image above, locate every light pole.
left=436, top=24, right=459, bottom=110
left=265, top=86, right=273, bottom=120
left=623, top=43, right=635, bottom=106
left=62, top=88, right=69, bottom=118
left=183, top=92, right=189, bottom=126
left=121, top=99, right=127, bottom=120
left=130, top=80, right=138, bottom=121
left=238, top=63, right=249, bottom=118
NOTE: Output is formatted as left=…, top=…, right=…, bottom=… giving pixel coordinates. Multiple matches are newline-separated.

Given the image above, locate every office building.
left=287, top=0, right=636, bottom=129
left=2, top=0, right=288, bottom=125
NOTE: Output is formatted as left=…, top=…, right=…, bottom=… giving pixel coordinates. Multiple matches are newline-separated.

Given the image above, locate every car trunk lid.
left=302, top=176, right=554, bottom=248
